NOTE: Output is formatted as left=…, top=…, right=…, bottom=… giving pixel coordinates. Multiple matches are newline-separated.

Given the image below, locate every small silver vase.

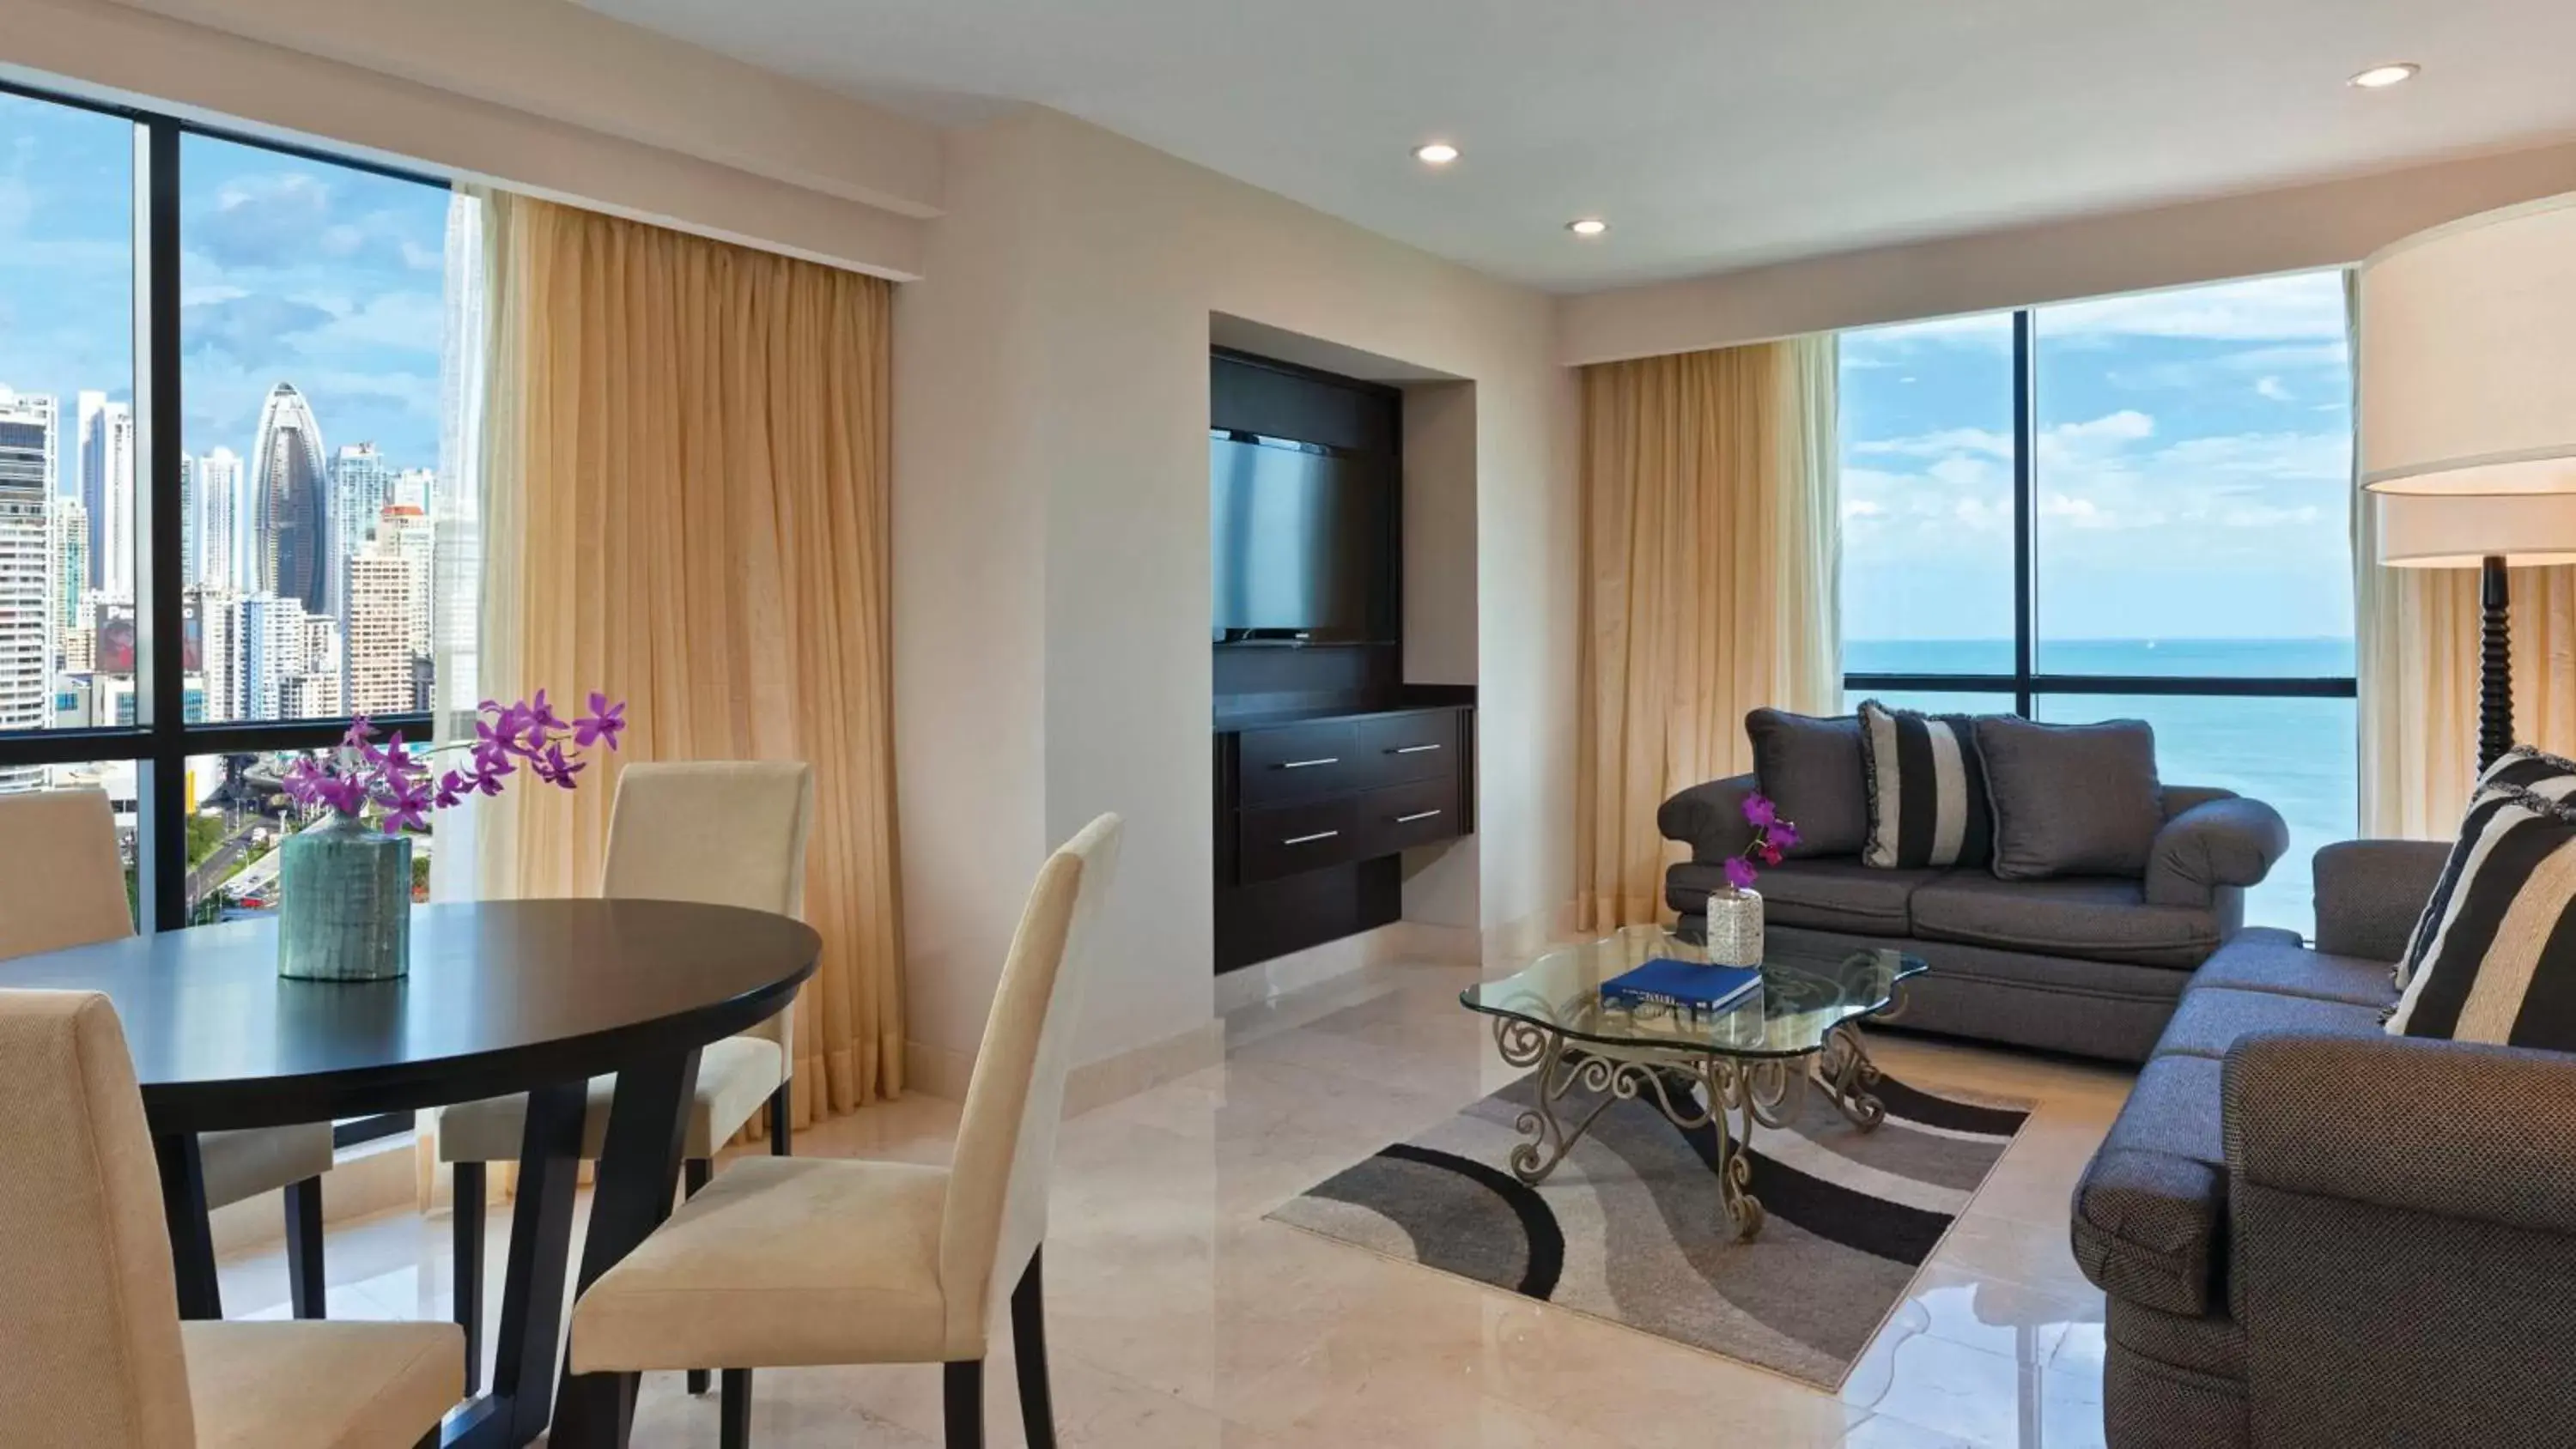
left=1705, top=887, right=1764, bottom=967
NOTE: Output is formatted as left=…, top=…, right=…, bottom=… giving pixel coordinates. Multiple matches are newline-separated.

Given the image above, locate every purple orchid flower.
left=312, top=772, right=369, bottom=818
left=1770, top=820, right=1800, bottom=851
left=1722, top=856, right=1759, bottom=891
left=1741, top=791, right=1778, bottom=828
left=572, top=693, right=626, bottom=751
left=526, top=688, right=568, bottom=735
left=434, top=771, right=468, bottom=811
left=536, top=743, right=586, bottom=790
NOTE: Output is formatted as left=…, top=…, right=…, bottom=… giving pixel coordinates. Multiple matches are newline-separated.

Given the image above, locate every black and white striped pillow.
left=2396, top=746, right=2576, bottom=990
left=1858, top=700, right=1992, bottom=870
left=2387, top=784, right=2576, bottom=1050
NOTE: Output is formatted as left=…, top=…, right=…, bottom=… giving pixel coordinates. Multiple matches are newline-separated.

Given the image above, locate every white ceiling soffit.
left=580, top=0, right=2576, bottom=292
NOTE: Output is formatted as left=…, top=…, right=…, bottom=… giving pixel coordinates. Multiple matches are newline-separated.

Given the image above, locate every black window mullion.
left=137, top=117, right=187, bottom=933
left=2010, top=308, right=2036, bottom=718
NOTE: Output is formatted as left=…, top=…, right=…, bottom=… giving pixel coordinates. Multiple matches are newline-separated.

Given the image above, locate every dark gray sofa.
left=2073, top=839, right=2576, bottom=1448
left=1660, top=773, right=2290, bottom=1062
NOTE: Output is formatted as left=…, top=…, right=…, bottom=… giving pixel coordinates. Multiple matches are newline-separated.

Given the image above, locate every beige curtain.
left=1575, top=336, right=1840, bottom=930
left=476, top=192, right=906, bottom=1120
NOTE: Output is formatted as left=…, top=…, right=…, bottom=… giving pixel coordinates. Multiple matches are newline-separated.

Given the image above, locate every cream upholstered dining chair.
left=0, top=789, right=338, bottom=1321
left=432, top=761, right=813, bottom=1392
left=0, top=989, right=462, bottom=1448
left=562, top=813, right=1122, bottom=1449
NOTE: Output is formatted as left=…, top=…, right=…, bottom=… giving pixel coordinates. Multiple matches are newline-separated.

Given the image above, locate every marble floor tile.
left=211, top=958, right=2135, bottom=1448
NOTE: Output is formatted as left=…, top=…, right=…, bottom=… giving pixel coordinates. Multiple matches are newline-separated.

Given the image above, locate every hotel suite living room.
left=6, top=3, right=2576, bottom=1448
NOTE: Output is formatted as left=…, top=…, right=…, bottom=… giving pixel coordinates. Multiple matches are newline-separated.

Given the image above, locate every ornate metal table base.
left=1492, top=1018, right=1891, bottom=1241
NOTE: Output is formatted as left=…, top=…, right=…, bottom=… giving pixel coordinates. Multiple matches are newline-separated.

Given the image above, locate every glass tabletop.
left=1459, top=925, right=1925, bottom=1061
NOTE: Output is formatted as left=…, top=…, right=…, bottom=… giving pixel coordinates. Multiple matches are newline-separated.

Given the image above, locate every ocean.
left=1841, top=638, right=2357, bottom=935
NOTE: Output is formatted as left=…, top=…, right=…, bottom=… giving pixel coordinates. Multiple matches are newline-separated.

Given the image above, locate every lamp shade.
left=2359, top=192, right=2576, bottom=495
left=2376, top=492, right=2576, bottom=569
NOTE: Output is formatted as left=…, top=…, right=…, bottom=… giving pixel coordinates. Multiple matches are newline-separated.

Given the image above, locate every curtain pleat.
left=1574, top=336, right=1840, bottom=930
left=475, top=193, right=905, bottom=1119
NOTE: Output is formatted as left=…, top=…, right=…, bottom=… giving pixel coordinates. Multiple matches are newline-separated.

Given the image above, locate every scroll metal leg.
left=1698, top=1058, right=1767, bottom=1241
left=1819, top=1023, right=1888, bottom=1131
left=1498, top=1024, right=1628, bottom=1185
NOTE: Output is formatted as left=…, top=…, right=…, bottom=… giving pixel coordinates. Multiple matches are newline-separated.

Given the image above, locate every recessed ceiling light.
left=2348, top=62, right=2420, bottom=88
left=1413, top=142, right=1460, bottom=166
left=1568, top=217, right=1609, bottom=238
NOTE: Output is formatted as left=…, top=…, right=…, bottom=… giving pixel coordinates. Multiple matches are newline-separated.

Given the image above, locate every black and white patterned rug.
left=1267, top=1063, right=2032, bottom=1388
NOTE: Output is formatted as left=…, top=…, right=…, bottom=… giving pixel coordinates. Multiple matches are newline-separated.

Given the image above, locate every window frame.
left=1840, top=309, right=2358, bottom=714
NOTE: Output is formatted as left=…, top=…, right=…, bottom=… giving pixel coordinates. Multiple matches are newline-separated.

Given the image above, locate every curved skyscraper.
left=250, top=383, right=329, bottom=614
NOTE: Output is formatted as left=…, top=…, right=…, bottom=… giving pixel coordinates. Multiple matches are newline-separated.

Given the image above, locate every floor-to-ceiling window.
left=0, top=79, right=467, bottom=944
left=1839, top=270, right=2357, bottom=930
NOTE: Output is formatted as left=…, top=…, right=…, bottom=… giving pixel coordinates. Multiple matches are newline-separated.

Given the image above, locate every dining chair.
left=0, top=788, right=337, bottom=1321
left=558, top=812, right=1122, bottom=1449
left=432, top=761, right=814, bottom=1392
left=0, top=988, right=462, bottom=1448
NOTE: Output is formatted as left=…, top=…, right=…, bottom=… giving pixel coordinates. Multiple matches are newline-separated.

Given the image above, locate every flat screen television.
left=1210, top=432, right=1394, bottom=643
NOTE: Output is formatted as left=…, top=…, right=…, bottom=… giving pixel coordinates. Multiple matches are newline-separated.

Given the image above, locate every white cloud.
left=2255, top=376, right=2293, bottom=402
left=2039, top=272, right=2348, bottom=343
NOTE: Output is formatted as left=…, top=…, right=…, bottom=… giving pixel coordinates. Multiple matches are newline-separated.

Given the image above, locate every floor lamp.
left=2360, top=193, right=2576, bottom=774
left=2375, top=494, right=2576, bottom=772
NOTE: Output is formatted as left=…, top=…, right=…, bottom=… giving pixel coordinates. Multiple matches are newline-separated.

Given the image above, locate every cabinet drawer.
left=1355, top=711, right=1457, bottom=788
left=1358, top=776, right=1463, bottom=855
left=1237, top=797, right=1366, bottom=883
left=1237, top=721, right=1365, bottom=806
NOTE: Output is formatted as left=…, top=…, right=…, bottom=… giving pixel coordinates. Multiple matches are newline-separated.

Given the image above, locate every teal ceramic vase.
left=276, top=810, right=413, bottom=981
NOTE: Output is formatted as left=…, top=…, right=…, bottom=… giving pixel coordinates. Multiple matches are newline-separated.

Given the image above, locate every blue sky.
left=0, top=91, right=448, bottom=493
left=1839, top=269, right=2355, bottom=648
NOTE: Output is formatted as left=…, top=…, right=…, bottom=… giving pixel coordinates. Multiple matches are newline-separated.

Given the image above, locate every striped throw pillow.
left=1857, top=700, right=1992, bottom=870
left=2387, top=784, right=2576, bottom=1049
left=2395, top=746, right=2576, bottom=990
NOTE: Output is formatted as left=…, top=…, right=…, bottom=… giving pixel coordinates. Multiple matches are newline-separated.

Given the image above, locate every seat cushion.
left=2073, top=1055, right=2227, bottom=1317
left=2188, top=930, right=2397, bottom=1008
left=2155, top=987, right=2387, bottom=1060
left=1911, top=874, right=2221, bottom=968
left=569, top=1156, right=953, bottom=1373
left=1669, top=858, right=1941, bottom=937
left=184, top=1319, right=461, bottom=1449
left=437, top=1034, right=785, bottom=1162
left=198, top=1124, right=337, bottom=1210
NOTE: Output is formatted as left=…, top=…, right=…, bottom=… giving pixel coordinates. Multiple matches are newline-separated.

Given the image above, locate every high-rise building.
left=197, top=588, right=243, bottom=724
left=327, top=442, right=393, bottom=620
left=77, top=391, right=135, bottom=600
left=0, top=387, right=54, bottom=794
left=241, top=591, right=308, bottom=722
left=346, top=544, right=419, bottom=716
left=50, top=498, right=88, bottom=670
left=194, top=448, right=243, bottom=591
left=251, top=384, right=330, bottom=615
left=377, top=506, right=435, bottom=656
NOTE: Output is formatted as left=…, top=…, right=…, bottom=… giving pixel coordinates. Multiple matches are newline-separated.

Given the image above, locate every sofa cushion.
left=1746, top=708, right=1868, bottom=858
left=2388, top=784, right=2576, bottom=1049
left=2073, top=1054, right=2227, bottom=1317
left=1975, top=714, right=2164, bottom=880
left=1668, top=858, right=1937, bottom=937
left=1911, top=873, right=2221, bottom=969
left=1857, top=700, right=1994, bottom=870
left=2154, top=987, right=2387, bottom=1061
left=2188, top=929, right=2398, bottom=1008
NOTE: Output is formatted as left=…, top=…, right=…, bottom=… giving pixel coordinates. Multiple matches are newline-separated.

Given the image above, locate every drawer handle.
left=1394, top=809, right=1443, bottom=824
left=1392, top=743, right=1443, bottom=755
left=1281, top=830, right=1341, bottom=846
left=1278, top=757, right=1341, bottom=769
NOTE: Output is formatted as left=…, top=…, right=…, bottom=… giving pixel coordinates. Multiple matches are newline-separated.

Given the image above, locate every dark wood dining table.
left=0, top=898, right=820, bottom=1449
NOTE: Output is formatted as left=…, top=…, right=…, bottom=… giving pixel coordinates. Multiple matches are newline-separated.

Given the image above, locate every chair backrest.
left=0, top=790, right=137, bottom=961
left=600, top=761, right=814, bottom=1055
left=936, top=813, right=1122, bottom=1355
left=0, top=991, right=194, bottom=1447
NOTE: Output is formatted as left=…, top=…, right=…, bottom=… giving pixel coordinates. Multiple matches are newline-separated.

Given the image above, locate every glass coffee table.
left=1459, top=926, right=1925, bottom=1241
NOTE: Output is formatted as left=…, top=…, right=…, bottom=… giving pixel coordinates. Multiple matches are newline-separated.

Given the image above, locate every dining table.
left=0, top=897, right=820, bottom=1449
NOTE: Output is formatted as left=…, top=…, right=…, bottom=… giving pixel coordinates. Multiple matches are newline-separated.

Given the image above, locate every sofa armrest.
left=2142, top=797, right=2287, bottom=907
left=2223, top=1033, right=2576, bottom=1444
left=2312, top=839, right=2449, bottom=960
left=1657, top=773, right=1759, bottom=864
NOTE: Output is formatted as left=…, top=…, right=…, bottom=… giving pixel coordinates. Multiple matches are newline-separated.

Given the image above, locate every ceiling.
left=578, top=0, right=2576, bottom=293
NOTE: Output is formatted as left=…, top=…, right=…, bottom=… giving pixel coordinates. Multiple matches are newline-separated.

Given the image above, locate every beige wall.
left=1561, top=138, right=2576, bottom=361
left=7, top=0, right=932, bottom=278
left=895, top=110, right=1577, bottom=1069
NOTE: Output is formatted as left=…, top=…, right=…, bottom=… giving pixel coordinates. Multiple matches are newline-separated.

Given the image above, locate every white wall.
left=1561, top=137, right=2576, bottom=361
left=894, top=110, right=1577, bottom=1070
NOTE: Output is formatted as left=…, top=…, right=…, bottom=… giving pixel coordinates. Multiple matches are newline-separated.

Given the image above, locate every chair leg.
left=684, top=1158, right=711, bottom=1397
left=284, top=1176, right=325, bottom=1319
left=943, top=1360, right=984, bottom=1449
left=768, top=1082, right=792, bottom=1156
left=453, top=1161, right=485, bottom=1396
left=720, top=1368, right=752, bottom=1449
left=1012, top=1246, right=1056, bottom=1449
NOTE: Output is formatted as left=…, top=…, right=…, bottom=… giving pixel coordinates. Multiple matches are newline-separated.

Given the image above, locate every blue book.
left=1601, top=957, right=1763, bottom=1016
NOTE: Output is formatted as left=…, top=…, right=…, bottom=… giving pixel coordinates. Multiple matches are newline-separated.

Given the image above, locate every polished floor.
left=221, top=961, right=2134, bottom=1447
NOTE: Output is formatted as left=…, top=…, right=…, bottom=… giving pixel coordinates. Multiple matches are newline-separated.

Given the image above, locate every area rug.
left=1267, top=1061, right=2032, bottom=1388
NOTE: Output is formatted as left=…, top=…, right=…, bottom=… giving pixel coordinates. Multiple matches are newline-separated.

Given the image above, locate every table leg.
left=437, top=1079, right=585, bottom=1449
left=1697, top=1058, right=1767, bottom=1241
left=151, top=1131, right=222, bottom=1319
left=1818, top=1023, right=1888, bottom=1131
left=550, top=1049, right=702, bottom=1449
